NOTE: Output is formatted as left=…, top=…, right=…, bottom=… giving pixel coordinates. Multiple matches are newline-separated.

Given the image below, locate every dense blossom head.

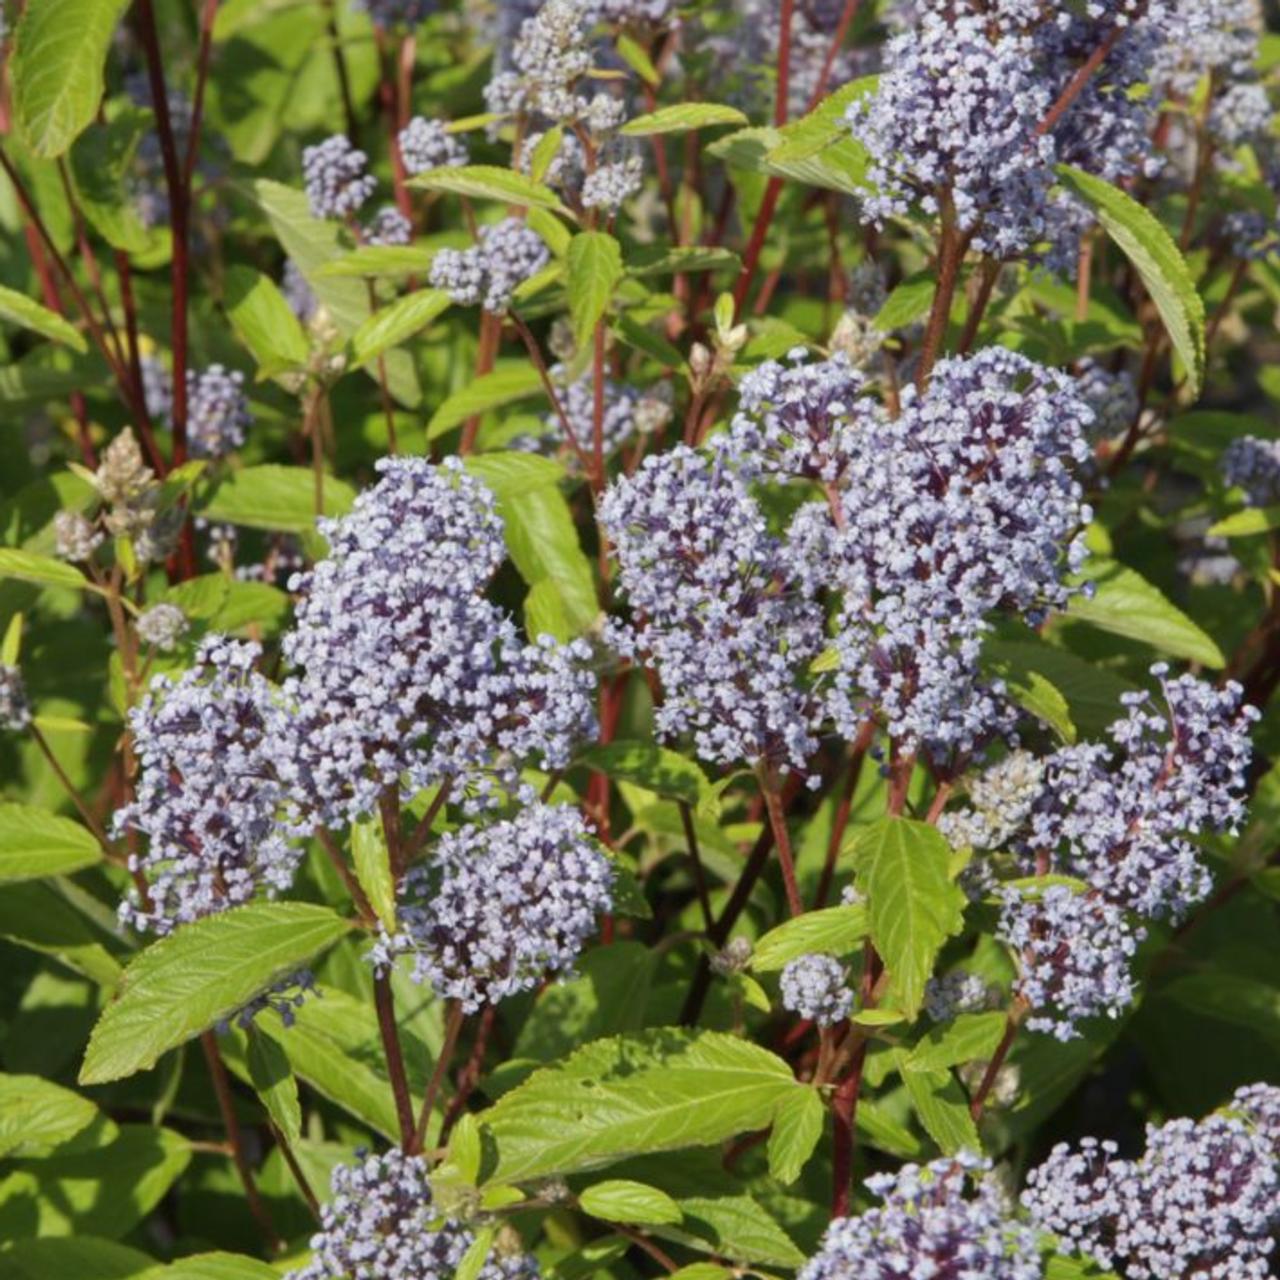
left=723, top=350, right=873, bottom=483
left=939, top=750, right=1045, bottom=856
left=1074, top=358, right=1138, bottom=440
left=116, top=638, right=300, bottom=934
left=363, top=206, right=413, bottom=247
left=303, top=135, right=377, bottom=220
left=373, top=804, right=613, bottom=1012
left=278, top=458, right=595, bottom=828
left=136, top=603, right=188, bottom=652
left=290, top=1147, right=541, bottom=1280
left=601, top=446, right=828, bottom=773
left=813, top=348, right=1093, bottom=758
left=1017, top=668, right=1258, bottom=920
left=800, top=1153, right=1041, bottom=1280
left=1024, top=1102, right=1280, bottom=1280
left=924, top=970, right=996, bottom=1023
left=580, top=155, right=644, bottom=213
left=429, top=218, right=550, bottom=312
left=0, top=665, right=31, bottom=732
left=484, top=0, right=617, bottom=128
left=526, top=365, right=645, bottom=461
left=282, top=260, right=318, bottom=324
left=398, top=116, right=469, bottom=174
left=54, top=511, right=103, bottom=563
left=780, top=953, right=853, bottom=1026
left=847, top=12, right=1055, bottom=256
left=1222, top=434, right=1280, bottom=507
left=187, top=365, right=251, bottom=459
left=1231, top=1081, right=1280, bottom=1157
left=998, top=884, right=1141, bottom=1039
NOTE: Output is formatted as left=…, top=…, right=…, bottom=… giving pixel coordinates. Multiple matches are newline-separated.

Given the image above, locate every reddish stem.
left=374, top=972, right=417, bottom=1149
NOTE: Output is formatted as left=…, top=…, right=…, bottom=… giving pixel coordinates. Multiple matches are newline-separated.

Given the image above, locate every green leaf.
left=352, top=817, right=397, bottom=931
left=620, top=104, right=747, bottom=136
left=11, top=0, right=131, bottom=157
left=626, top=246, right=741, bottom=278
left=897, top=1058, right=980, bottom=1155
left=481, top=1029, right=801, bottom=1183
left=456, top=1226, right=497, bottom=1280
left=567, top=232, right=625, bottom=348
left=0, top=546, right=97, bottom=593
left=576, top=742, right=709, bottom=808
left=851, top=818, right=966, bottom=1018
left=351, top=288, right=452, bottom=365
left=580, top=1179, right=684, bottom=1226
left=0, top=1237, right=157, bottom=1280
left=427, top=362, right=545, bottom=438
left=448, top=1112, right=483, bottom=1185
left=906, top=1012, right=1008, bottom=1074
left=234, top=985, right=406, bottom=1139
left=1208, top=505, right=1280, bottom=537
left=615, top=33, right=660, bottom=86
left=750, top=905, right=868, bottom=973
left=200, top=465, right=356, bottom=534
left=0, top=803, right=101, bottom=882
left=1063, top=559, right=1225, bottom=668
left=875, top=271, right=937, bottom=330
left=462, top=452, right=565, bottom=498
left=80, top=903, right=354, bottom=1084
left=222, top=266, right=311, bottom=378
left=766, top=1085, right=824, bottom=1184
left=494, top=481, right=599, bottom=636
left=659, top=1194, right=805, bottom=1268
left=982, top=635, right=1135, bottom=741
left=0, top=1125, right=191, bottom=1239
left=246, top=1026, right=301, bottom=1145
left=408, top=165, right=570, bottom=213
left=0, top=880, right=122, bottom=985
left=252, top=179, right=420, bottom=406
left=314, top=245, right=437, bottom=279
left=1056, top=165, right=1206, bottom=396
left=68, top=109, right=168, bottom=255
left=0, top=283, right=87, bottom=353
left=159, top=576, right=290, bottom=635
left=141, top=1257, right=278, bottom=1280
left=0, top=1073, right=100, bottom=1157
left=987, top=661, right=1076, bottom=743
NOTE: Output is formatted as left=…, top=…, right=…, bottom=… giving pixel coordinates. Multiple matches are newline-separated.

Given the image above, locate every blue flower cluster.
left=278, top=457, right=595, bottom=829
left=116, top=638, right=300, bottom=934
left=601, top=445, right=828, bottom=775
left=800, top=1153, right=1042, bottom=1280
left=187, top=364, right=252, bottom=459
left=1023, top=1084, right=1280, bottom=1280
left=1222, top=434, right=1280, bottom=507
left=429, top=218, right=551, bottom=312
left=780, top=953, right=853, bottom=1026
left=372, top=803, right=614, bottom=1012
left=303, top=135, right=378, bottom=221
left=988, top=667, right=1257, bottom=1037
left=398, top=116, right=470, bottom=175
left=604, top=347, right=1093, bottom=775
left=290, top=1147, right=541, bottom=1280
